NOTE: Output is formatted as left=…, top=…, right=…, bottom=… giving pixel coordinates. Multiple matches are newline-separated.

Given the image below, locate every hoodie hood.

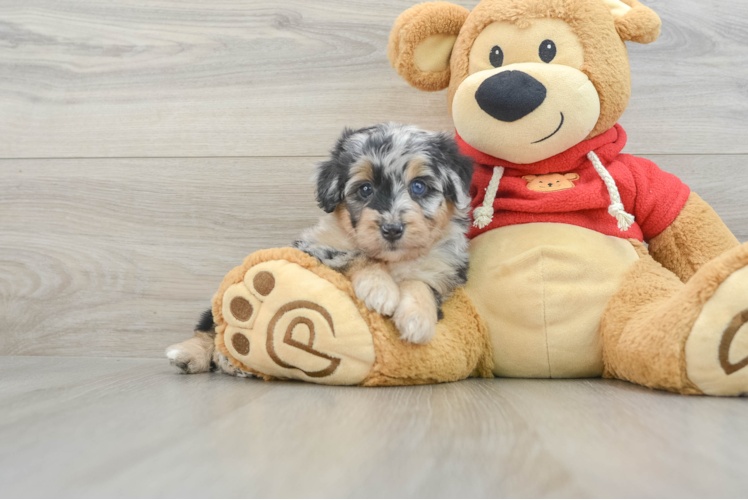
left=456, top=124, right=627, bottom=175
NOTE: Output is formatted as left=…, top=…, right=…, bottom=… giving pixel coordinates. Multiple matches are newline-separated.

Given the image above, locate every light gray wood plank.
left=0, top=357, right=746, bottom=498
left=0, top=157, right=320, bottom=358
left=1, top=0, right=746, bottom=158
left=621, top=0, right=748, bottom=154
left=1, top=155, right=747, bottom=358
left=0, top=0, right=472, bottom=159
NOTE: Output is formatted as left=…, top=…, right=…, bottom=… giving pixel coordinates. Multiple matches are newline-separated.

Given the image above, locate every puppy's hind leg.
left=166, top=309, right=217, bottom=374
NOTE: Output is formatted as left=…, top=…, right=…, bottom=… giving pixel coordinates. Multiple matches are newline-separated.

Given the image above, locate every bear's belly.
left=465, top=223, right=639, bottom=378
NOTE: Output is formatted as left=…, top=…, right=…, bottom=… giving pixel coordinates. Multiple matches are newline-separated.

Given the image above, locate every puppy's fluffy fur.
left=294, top=123, right=473, bottom=343
left=167, top=123, right=473, bottom=375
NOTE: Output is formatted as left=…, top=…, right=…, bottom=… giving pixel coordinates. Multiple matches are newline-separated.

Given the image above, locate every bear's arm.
left=648, top=192, right=739, bottom=282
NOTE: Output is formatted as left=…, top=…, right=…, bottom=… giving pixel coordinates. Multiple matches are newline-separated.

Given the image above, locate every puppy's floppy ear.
left=315, top=128, right=354, bottom=213
left=606, top=0, right=662, bottom=44
left=388, top=2, right=470, bottom=92
left=522, top=175, right=537, bottom=181
left=431, top=133, right=473, bottom=207
left=564, top=173, right=580, bottom=181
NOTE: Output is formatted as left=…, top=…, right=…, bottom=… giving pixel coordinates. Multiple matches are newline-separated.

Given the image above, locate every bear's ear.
left=522, top=175, right=537, bottom=181
left=388, top=2, right=470, bottom=92
left=564, top=173, right=581, bottom=181
left=605, top=0, right=662, bottom=44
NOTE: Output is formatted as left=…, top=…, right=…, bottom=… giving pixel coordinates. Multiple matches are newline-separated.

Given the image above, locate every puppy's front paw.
left=351, top=266, right=400, bottom=316
left=394, top=281, right=438, bottom=344
left=394, top=306, right=437, bottom=344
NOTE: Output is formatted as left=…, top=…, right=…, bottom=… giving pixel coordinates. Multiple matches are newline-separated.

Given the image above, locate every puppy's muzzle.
left=380, top=223, right=405, bottom=242
left=475, top=71, right=547, bottom=122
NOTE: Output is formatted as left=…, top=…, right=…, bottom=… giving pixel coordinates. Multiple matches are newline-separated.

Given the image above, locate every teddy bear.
left=210, top=0, right=748, bottom=396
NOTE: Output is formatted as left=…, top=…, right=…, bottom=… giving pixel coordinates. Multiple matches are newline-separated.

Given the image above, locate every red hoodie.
left=459, top=124, right=690, bottom=242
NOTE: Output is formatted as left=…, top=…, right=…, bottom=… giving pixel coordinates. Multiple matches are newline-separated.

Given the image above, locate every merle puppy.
left=167, top=123, right=473, bottom=374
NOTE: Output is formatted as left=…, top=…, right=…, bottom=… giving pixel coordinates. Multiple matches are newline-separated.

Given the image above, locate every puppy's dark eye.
left=358, top=183, right=373, bottom=198
left=489, top=45, right=504, bottom=68
left=410, top=180, right=427, bottom=196
left=539, top=39, right=556, bottom=63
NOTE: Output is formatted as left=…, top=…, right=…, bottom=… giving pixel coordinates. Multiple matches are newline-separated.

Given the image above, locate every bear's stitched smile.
left=531, top=112, right=565, bottom=144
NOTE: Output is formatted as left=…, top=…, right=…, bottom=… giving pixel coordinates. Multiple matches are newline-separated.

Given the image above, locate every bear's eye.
left=489, top=45, right=504, bottom=68
left=539, top=39, right=556, bottom=63
left=359, top=183, right=373, bottom=198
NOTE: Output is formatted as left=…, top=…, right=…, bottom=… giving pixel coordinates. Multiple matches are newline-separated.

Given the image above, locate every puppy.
left=294, top=122, right=473, bottom=342
left=167, top=123, right=473, bottom=375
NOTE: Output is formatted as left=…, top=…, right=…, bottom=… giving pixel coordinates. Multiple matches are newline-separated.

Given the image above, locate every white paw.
left=393, top=281, right=438, bottom=344
left=352, top=268, right=400, bottom=316
left=394, top=304, right=437, bottom=345
left=395, top=309, right=437, bottom=344
left=165, top=341, right=212, bottom=374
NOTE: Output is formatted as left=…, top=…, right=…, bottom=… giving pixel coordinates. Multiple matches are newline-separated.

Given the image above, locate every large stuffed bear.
left=210, top=0, right=748, bottom=396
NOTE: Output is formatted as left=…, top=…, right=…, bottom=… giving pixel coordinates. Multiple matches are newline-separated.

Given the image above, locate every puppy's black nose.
left=380, top=223, right=404, bottom=242
left=475, top=71, right=547, bottom=122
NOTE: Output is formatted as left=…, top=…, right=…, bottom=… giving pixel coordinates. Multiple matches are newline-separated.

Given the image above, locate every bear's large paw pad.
left=217, top=260, right=376, bottom=385
left=686, top=265, right=748, bottom=396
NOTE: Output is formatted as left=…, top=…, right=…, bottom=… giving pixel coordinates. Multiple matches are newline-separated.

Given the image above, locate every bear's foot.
left=603, top=242, right=748, bottom=396
left=685, top=244, right=748, bottom=396
left=216, top=253, right=377, bottom=385
left=212, top=248, right=493, bottom=386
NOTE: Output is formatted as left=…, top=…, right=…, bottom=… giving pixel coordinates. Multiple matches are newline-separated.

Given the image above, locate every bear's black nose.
left=475, top=71, right=547, bottom=122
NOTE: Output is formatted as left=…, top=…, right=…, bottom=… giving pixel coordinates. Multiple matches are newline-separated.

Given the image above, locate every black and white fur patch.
left=294, top=122, right=474, bottom=312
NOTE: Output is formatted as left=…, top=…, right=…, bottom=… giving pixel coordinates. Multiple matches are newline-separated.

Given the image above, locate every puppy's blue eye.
left=410, top=180, right=427, bottom=196
left=359, top=183, right=373, bottom=198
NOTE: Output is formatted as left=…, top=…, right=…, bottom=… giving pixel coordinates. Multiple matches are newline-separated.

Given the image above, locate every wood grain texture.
left=2, top=4, right=746, bottom=496
left=1, top=0, right=747, bottom=158
left=0, top=157, right=320, bottom=358
left=1, top=155, right=747, bottom=359
left=0, top=357, right=746, bottom=498
left=621, top=0, right=748, bottom=154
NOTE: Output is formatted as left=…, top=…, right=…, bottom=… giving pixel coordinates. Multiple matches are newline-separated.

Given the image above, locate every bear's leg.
left=602, top=242, right=748, bottom=396
left=212, top=248, right=493, bottom=386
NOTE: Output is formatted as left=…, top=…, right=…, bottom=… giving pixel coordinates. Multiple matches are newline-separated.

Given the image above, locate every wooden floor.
left=2, top=0, right=748, bottom=357
left=0, top=357, right=746, bottom=498
left=2, top=1, right=748, bottom=497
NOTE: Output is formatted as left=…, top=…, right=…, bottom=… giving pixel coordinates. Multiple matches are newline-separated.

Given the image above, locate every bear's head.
left=388, top=0, right=661, bottom=164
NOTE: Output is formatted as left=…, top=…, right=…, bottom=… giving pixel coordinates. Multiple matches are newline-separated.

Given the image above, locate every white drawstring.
left=587, top=151, right=635, bottom=232
left=472, top=166, right=504, bottom=229
left=472, top=153, right=634, bottom=232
